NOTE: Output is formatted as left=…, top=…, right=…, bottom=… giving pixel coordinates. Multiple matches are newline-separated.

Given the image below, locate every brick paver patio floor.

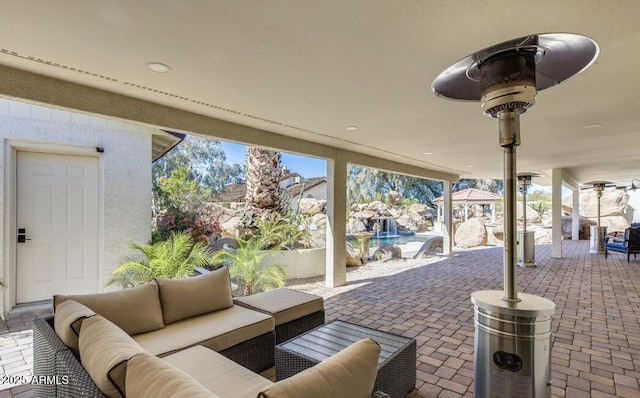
left=1, top=240, right=639, bottom=397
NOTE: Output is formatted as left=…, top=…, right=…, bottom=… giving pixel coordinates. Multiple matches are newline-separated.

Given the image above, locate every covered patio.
left=2, top=240, right=639, bottom=397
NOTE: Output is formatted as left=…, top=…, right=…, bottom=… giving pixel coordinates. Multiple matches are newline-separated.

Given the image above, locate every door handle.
left=17, top=228, right=31, bottom=243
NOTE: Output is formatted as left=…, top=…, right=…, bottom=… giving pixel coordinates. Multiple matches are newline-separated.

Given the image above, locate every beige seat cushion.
left=234, top=288, right=323, bottom=326
left=163, top=345, right=272, bottom=397
left=258, top=338, right=381, bottom=398
left=53, top=300, right=95, bottom=354
left=156, top=267, right=233, bottom=324
left=54, top=282, right=164, bottom=335
left=78, top=315, right=145, bottom=398
left=133, top=305, right=274, bottom=356
left=126, top=352, right=220, bottom=398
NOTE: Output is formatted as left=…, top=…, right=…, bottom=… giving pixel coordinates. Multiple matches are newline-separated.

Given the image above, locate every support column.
left=572, top=188, right=580, bottom=240
left=325, top=158, right=347, bottom=287
left=490, top=202, right=496, bottom=223
left=552, top=169, right=563, bottom=258
left=442, top=180, right=453, bottom=256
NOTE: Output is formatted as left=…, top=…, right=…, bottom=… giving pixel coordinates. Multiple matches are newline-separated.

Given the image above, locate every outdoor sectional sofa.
left=32, top=268, right=390, bottom=397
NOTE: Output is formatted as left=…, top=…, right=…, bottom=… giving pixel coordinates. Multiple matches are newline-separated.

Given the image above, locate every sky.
left=220, top=141, right=328, bottom=178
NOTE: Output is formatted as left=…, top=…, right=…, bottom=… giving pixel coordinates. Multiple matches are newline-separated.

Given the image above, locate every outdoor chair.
left=604, top=225, right=640, bottom=262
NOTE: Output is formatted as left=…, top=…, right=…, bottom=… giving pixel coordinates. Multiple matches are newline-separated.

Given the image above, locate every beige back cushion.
left=258, top=338, right=381, bottom=398
left=54, top=281, right=164, bottom=335
left=126, top=352, right=221, bottom=398
left=53, top=300, right=95, bottom=355
left=78, top=315, right=145, bottom=398
left=156, top=268, right=233, bottom=324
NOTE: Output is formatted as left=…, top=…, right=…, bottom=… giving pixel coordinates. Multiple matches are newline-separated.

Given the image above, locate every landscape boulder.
left=455, top=218, right=488, bottom=248
left=346, top=243, right=362, bottom=267
left=298, top=198, right=326, bottom=216
left=371, top=244, right=403, bottom=262
left=413, top=237, right=443, bottom=258
left=387, top=191, right=403, bottom=206
left=565, top=189, right=629, bottom=218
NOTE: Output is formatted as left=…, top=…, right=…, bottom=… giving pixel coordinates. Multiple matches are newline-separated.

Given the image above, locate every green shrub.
left=210, top=238, right=287, bottom=296
left=109, top=233, right=213, bottom=288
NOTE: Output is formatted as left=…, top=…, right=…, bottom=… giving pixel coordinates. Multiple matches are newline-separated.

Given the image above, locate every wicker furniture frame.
left=33, top=316, right=275, bottom=397
left=275, top=320, right=416, bottom=398
left=274, top=310, right=325, bottom=344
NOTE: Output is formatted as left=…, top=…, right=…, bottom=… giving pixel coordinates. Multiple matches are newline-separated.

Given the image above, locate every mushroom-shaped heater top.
left=431, top=33, right=599, bottom=117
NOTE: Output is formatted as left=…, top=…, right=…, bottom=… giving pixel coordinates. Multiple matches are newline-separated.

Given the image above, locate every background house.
left=0, top=99, right=181, bottom=317
left=216, top=166, right=327, bottom=210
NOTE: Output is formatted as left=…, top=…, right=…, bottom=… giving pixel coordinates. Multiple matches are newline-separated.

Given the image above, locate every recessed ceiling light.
left=591, top=148, right=603, bottom=152
left=584, top=123, right=601, bottom=129
left=146, top=62, right=171, bottom=73
left=423, top=151, right=433, bottom=155
left=466, top=165, right=474, bottom=168
left=345, top=126, right=358, bottom=131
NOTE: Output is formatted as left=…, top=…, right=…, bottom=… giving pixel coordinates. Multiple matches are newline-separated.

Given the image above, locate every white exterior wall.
left=288, top=182, right=327, bottom=209
left=0, top=99, right=153, bottom=313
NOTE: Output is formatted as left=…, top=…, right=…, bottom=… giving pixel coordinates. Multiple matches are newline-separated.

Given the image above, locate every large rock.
left=517, top=203, right=541, bottom=223
left=298, top=198, right=326, bottom=216
left=198, top=203, right=236, bottom=225
left=455, top=218, right=488, bottom=248
left=592, top=215, right=630, bottom=234
left=561, top=215, right=595, bottom=239
left=221, top=216, right=245, bottom=239
left=387, top=191, right=403, bottom=206
left=348, top=218, right=367, bottom=234
left=208, top=237, right=239, bottom=252
left=565, top=189, right=629, bottom=218
left=372, top=244, right=403, bottom=262
left=413, top=237, right=443, bottom=258
left=346, top=243, right=362, bottom=267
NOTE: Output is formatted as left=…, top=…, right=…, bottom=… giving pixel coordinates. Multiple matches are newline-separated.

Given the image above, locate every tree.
left=153, top=166, right=212, bottom=215
left=245, top=147, right=283, bottom=215
left=108, top=233, right=213, bottom=288
left=153, top=135, right=244, bottom=195
left=454, top=178, right=503, bottom=193
left=347, top=165, right=443, bottom=207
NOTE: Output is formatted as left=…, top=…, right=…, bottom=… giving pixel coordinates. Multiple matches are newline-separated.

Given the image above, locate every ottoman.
left=234, top=288, right=324, bottom=344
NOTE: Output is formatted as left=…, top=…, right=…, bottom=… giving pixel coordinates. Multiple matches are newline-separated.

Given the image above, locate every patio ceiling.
left=1, top=1, right=639, bottom=185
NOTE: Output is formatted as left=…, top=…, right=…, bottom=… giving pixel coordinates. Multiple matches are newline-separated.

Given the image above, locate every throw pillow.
left=258, top=338, right=381, bottom=398
left=126, top=352, right=221, bottom=398
left=78, top=315, right=145, bottom=398
left=156, top=267, right=233, bottom=324
left=54, top=281, right=164, bottom=335
left=53, top=299, right=95, bottom=355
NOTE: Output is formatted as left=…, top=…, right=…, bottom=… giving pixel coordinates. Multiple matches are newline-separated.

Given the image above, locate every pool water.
left=347, top=233, right=435, bottom=248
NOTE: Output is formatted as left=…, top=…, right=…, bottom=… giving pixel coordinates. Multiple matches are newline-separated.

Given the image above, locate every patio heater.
left=517, top=173, right=539, bottom=267
left=583, top=181, right=613, bottom=254
left=432, top=33, right=598, bottom=397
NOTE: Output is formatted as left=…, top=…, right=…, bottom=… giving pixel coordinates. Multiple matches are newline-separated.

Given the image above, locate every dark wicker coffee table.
left=275, top=320, right=416, bottom=398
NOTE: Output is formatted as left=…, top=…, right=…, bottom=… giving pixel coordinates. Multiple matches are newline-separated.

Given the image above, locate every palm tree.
left=108, top=232, right=213, bottom=287
left=245, top=147, right=283, bottom=215
left=211, top=238, right=287, bottom=296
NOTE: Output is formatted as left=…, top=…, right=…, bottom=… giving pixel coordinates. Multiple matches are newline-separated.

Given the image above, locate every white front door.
left=16, top=151, right=99, bottom=303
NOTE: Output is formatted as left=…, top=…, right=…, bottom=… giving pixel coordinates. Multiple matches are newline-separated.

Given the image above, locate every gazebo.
left=434, top=188, right=502, bottom=223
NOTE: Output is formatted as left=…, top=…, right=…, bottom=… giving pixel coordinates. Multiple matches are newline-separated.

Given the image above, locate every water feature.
left=372, top=216, right=401, bottom=238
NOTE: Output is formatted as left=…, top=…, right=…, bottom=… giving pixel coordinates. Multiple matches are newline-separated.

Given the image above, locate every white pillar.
left=325, top=158, right=347, bottom=287
left=572, top=188, right=580, bottom=240
left=464, top=202, right=469, bottom=221
left=552, top=169, right=563, bottom=258
left=490, top=202, right=496, bottom=223
left=443, top=181, right=453, bottom=256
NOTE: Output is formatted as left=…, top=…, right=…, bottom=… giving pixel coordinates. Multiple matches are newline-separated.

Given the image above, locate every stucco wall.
left=0, top=99, right=153, bottom=314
